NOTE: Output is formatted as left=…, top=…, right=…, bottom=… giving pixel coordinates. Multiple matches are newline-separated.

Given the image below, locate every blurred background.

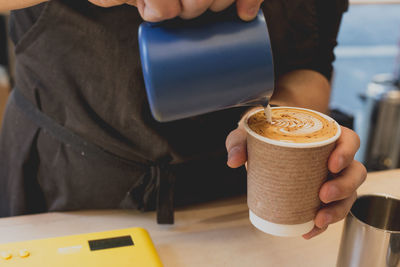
left=0, top=14, right=10, bottom=127
left=331, top=1, right=400, bottom=114
left=330, top=1, right=400, bottom=171
left=0, top=1, right=400, bottom=170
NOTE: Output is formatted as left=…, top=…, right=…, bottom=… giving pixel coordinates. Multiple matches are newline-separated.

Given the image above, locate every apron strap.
left=12, top=88, right=175, bottom=224
left=12, top=88, right=145, bottom=166
left=154, top=161, right=175, bottom=224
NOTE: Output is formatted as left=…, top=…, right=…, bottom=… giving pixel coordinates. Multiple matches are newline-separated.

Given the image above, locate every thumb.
left=236, top=0, right=263, bottom=21
left=226, top=127, right=248, bottom=168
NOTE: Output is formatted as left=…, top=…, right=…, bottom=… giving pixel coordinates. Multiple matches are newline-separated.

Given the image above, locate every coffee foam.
left=247, top=108, right=338, bottom=144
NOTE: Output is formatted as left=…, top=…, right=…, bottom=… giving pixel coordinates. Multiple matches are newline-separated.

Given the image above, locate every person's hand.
left=88, top=0, right=264, bottom=22
left=302, top=127, right=366, bottom=239
left=225, top=123, right=367, bottom=239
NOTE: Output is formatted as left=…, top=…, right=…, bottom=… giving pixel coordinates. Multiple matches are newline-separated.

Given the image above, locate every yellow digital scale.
left=0, top=227, right=163, bottom=267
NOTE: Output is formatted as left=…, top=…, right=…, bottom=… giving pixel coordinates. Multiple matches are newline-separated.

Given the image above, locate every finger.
left=180, top=0, right=213, bottom=19
left=226, top=128, right=247, bottom=168
left=136, top=0, right=181, bottom=22
left=302, top=225, right=328, bottom=240
left=314, top=192, right=357, bottom=229
left=88, top=0, right=126, bottom=8
left=209, top=0, right=235, bottom=12
left=320, top=160, right=366, bottom=204
left=328, top=126, right=360, bottom=174
left=236, top=0, right=263, bottom=21
left=126, top=0, right=138, bottom=6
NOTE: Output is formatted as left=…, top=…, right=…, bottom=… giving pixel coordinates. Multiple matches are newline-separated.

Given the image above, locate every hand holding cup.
left=226, top=107, right=367, bottom=238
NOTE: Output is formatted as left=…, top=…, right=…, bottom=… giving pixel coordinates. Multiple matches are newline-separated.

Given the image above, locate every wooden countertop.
left=1, top=169, right=399, bottom=267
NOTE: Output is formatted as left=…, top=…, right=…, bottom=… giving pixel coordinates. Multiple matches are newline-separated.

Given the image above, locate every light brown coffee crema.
left=248, top=108, right=338, bottom=143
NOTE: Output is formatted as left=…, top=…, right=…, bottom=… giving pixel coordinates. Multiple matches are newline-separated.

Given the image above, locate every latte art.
left=273, top=112, right=322, bottom=134
left=248, top=108, right=338, bottom=143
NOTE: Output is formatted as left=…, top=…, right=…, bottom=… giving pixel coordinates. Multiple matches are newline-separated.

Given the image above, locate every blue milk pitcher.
left=138, top=6, right=274, bottom=122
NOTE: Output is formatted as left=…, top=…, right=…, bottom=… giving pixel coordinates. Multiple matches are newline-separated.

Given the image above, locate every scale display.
left=88, top=235, right=134, bottom=251
left=0, top=227, right=162, bottom=267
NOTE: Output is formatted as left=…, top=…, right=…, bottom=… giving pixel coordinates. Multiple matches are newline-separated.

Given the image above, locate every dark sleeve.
left=262, top=0, right=349, bottom=81
left=9, top=3, right=46, bottom=46
left=313, top=0, right=349, bottom=80
left=0, top=16, right=8, bottom=67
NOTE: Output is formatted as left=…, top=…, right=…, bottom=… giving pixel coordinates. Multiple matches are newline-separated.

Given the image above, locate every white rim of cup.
left=244, top=107, right=341, bottom=148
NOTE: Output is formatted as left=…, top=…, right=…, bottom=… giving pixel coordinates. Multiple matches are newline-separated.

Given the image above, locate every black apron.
left=0, top=0, right=348, bottom=223
left=0, top=0, right=248, bottom=223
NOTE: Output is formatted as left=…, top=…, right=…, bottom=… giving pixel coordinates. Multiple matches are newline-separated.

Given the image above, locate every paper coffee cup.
left=244, top=107, right=341, bottom=237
